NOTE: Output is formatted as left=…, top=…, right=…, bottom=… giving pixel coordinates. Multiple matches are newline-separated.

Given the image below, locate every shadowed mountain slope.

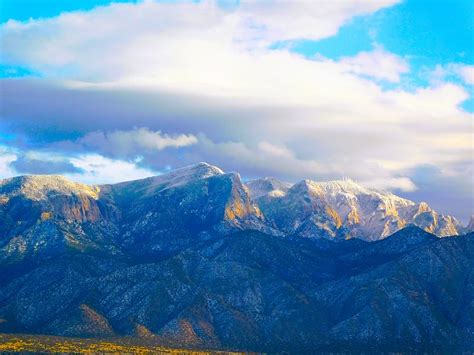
left=0, top=228, right=472, bottom=351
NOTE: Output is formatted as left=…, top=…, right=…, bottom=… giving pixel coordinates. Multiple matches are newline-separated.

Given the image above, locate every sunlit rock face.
left=0, top=163, right=269, bottom=261
left=253, top=179, right=347, bottom=240
left=103, top=164, right=267, bottom=257
left=0, top=163, right=466, bottom=264
left=246, top=177, right=463, bottom=241
left=0, top=175, right=103, bottom=224
left=0, top=175, right=119, bottom=262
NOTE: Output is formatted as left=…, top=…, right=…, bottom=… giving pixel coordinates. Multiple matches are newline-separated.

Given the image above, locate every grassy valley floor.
left=0, top=334, right=245, bottom=354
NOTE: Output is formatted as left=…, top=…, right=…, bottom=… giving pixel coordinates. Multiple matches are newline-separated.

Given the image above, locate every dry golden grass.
left=0, top=334, right=247, bottom=354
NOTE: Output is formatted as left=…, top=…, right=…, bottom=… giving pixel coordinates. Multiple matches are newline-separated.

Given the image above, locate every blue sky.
left=285, top=0, right=474, bottom=110
left=0, top=0, right=473, bottom=222
left=0, top=0, right=139, bottom=23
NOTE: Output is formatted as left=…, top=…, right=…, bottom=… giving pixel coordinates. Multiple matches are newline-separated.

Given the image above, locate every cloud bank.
left=0, top=0, right=472, bottom=221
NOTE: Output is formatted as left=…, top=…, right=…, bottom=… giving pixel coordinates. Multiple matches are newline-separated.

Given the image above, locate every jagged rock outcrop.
left=0, top=163, right=270, bottom=261
left=103, top=163, right=267, bottom=257
left=246, top=177, right=464, bottom=241
left=0, top=175, right=120, bottom=263
left=0, top=164, right=466, bottom=253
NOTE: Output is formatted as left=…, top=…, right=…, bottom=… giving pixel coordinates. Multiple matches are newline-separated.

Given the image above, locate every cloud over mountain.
left=0, top=0, right=472, bottom=221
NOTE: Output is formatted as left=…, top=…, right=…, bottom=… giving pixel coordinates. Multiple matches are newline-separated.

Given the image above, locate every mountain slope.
left=103, top=163, right=267, bottom=257
left=0, top=164, right=472, bottom=351
left=0, top=228, right=472, bottom=351
left=246, top=177, right=463, bottom=241
left=0, top=163, right=268, bottom=262
left=0, top=175, right=120, bottom=263
left=0, top=163, right=466, bottom=252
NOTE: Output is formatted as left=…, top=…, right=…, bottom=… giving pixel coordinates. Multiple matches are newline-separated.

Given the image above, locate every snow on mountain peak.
left=0, top=165, right=466, bottom=241
left=287, top=179, right=323, bottom=197
left=251, top=176, right=455, bottom=241
left=169, top=162, right=224, bottom=179
left=112, top=162, right=225, bottom=193
left=315, top=178, right=369, bottom=195
left=0, top=175, right=100, bottom=201
left=152, top=162, right=224, bottom=186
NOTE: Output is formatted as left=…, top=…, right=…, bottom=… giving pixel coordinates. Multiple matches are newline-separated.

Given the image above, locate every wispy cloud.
left=457, top=65, right=474, bottom=85
left=339, top=46, right=409, bottom=82
left=427, top=63, right=474, bottom=86
left=75, top=128, right=198, bottom=157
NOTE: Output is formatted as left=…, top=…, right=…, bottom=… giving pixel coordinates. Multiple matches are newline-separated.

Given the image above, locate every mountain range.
left=0, top=162, right=472, bottom=352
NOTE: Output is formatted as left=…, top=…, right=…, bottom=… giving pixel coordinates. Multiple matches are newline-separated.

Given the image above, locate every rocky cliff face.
left=247, top=177, right=464, bottom=241
left=0, top=163, right=466, bottom=253
left=0, top=163, right=268, bottom=261
left=103, top=163, right=267, bottom=257
left=0, top=175, right=120, bottom=263
left=0, top=163, right=472, bottom=351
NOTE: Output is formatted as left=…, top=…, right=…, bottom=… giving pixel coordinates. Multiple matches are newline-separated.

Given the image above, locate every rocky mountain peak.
left=314, top=178, right=369, bottom=195
left=110, top=162, right=224, bottom=197
left=151, top=162, right=224, bottom=186
left=288, top=179, right=324, bottom=197
left=251, top=175, right=462, bottom=241
left=0, top=165, right=467, bottom=244
left=185, top=161, right=224, bottom=175
left=0, top=174, right=100, bottom=201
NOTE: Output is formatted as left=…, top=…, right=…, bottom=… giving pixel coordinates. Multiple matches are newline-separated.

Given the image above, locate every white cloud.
left=67, top=154, right=157, bottom=184
left=457, top=65, right=474, bottom=85
left=77, top=127, right=198, bottom=156
left=0, top=148, right=18, bottom=179
left=237, top=0, right=400, bottom=42
left=339, top=46, right=409, bottom=82
left=257, top=141, right=293, bottom=158
left=0, top=146, right=156, bottom=184
left=428, top=63, right=474, bottom=86
left=363, top=177, right=417, bottom=192
left=199, top=137, right=336, bottom=178
left=0, top=0, right=472, bottom=217
left=0, top=0, right=400, bottom=92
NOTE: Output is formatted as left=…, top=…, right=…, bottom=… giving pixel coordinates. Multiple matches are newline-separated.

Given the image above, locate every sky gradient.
left=0, top=0, right=473, bottom=222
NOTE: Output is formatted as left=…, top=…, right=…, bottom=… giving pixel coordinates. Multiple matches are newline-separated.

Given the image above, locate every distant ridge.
left=0, top=162, right=466, bottom=243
